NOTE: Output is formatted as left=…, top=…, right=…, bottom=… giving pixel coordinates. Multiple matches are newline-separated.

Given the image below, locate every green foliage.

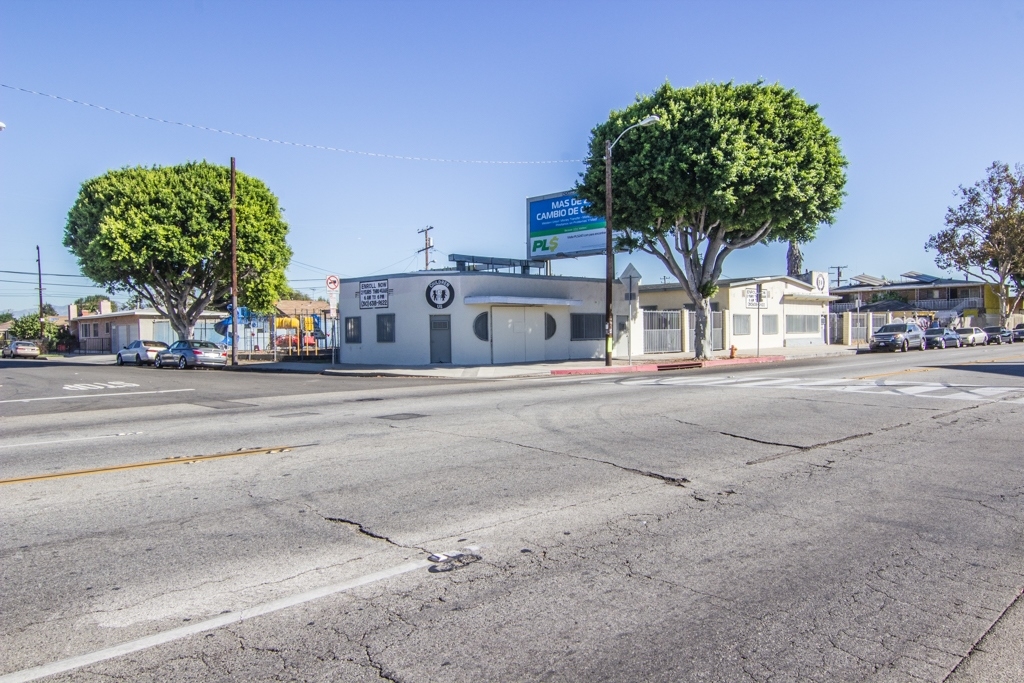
left=73, top=295, right=118, bottom=313
left=575, top=81, right=847, bottom=357
left=870, top=291, right=905, bottom=303
left=41, top=303, right=58, bottom=317
left=280, top=286, right=313, bottom=301
left=10, top=314, right=60, bottom=342
left=64, top=161, right=291, bottom=339
left=926, top=162, right=1024, bottom=322
left=0, top=311, right=14, bottom=324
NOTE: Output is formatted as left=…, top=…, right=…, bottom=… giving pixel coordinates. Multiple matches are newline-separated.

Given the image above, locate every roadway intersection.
left=2, top=346, right=1024, bottom=681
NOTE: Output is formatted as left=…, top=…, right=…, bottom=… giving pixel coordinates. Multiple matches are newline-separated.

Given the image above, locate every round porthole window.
left=545, top=313, right=556, bottom=340
left=473, top=312, right=489, bottom=341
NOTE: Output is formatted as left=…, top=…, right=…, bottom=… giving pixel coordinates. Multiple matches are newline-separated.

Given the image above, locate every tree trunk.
left=692, top=297, right=712, bottom=360
left=786, top=241, right=803, bottom=277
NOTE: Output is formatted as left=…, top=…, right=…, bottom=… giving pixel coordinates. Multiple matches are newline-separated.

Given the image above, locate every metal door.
left=687, top=311, right=724, bottom=352
left=429, top=315, right=452, bottom=363
left=643, top=310, right=682, bottom=353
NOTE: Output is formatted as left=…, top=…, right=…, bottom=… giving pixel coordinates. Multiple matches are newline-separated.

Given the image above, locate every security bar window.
left=345, top=316, right=362, bottom=344
left=786, top=315, right=820, bottom=334
left=376, top=313, right=396, bottom=343
left=733, top=314, right=751, bottom=335
left=762, top=314, right=779, bottom=335
left=570, top=313, right=604, bottom=340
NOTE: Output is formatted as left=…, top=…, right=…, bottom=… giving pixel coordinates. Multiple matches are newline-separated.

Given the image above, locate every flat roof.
left=339, top=270, right=608, bottom=285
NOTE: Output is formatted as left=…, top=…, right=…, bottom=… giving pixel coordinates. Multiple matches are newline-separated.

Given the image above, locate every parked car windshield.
left=143, top=340, right=168, bottom=348
left=189, top=341, right=219, bottom=349
left=956, top=328, right=973, bottom=335
left=924, top=329, right=943, bottom=335
left=1016, top=324, right=1024, bottom=330
left=877, top=324, right=907, bottom=333
left=983, top=326, right=1002, bottom=333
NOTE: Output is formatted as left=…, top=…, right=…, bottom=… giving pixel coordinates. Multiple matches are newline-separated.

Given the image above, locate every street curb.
left=550, top=355, right=789, bottom=376
left=551, top=364, right=661, bottom=376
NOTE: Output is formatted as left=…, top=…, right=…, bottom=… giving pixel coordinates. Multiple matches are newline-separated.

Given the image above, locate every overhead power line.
left=2, top=83, right=581, bottom=165
left=0, top=269, right=91, bottom=278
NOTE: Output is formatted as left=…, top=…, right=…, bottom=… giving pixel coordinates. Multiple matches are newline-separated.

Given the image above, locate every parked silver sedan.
left=956, top=327, right=988, bottom=346
left=116, top=340, right=168, bottom=366
left=154, top=340, right=228, bottom=369
left=2, top=341, right=41, bottom=359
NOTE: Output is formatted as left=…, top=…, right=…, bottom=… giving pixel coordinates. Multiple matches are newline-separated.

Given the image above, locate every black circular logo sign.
left=426, top=279, right=454, bottom=309
left=815, top=274, right=826, bottom=291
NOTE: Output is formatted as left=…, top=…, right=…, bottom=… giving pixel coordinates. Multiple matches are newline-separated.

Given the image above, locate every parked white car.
left=955, top=327, right=988, bottom=346
left=116, top=340, right=169, bottom=366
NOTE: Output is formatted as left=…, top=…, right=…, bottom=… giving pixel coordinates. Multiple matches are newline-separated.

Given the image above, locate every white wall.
left=336, top=271, right=628, bottom=366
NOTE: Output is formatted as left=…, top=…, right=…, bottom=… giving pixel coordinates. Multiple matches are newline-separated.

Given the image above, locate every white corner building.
left=336, top=267, right=639, bottom=366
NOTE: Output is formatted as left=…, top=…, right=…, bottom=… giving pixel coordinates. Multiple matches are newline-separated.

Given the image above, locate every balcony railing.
left=830, top=298, right=983, bottom=313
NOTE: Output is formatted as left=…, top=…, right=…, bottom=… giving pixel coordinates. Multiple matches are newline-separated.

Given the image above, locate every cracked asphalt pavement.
left=2, top=346, right=1024, bottom=681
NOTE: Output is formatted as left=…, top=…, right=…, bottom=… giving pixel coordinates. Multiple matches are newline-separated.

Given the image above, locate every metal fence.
left=849, top=313, right=869, bottom=344
left=643, top=310, right=682, bottom=353
left=687, top=311, right=723, bottom=351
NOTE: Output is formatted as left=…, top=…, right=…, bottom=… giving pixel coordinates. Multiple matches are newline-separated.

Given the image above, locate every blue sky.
left=3, top=0, right=1024, bottom=311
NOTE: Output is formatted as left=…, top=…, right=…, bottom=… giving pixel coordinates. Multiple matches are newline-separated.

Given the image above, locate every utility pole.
left=417, top=226, right=434, bottom=270
left=230, top=157, right=238, bottom=366
left=36, top=245, right=45, bottom=339
left=829, top=265, right=848, bottom=290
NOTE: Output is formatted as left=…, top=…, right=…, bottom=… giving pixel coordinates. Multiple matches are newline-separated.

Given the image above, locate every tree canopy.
left=64, top=161, right=291, bottom=339
left=576, top=81, right=847, bottom=357
left=926, top=161, right=1024, bottom=323
left=9, top=313, right=60, bottom=342
left=73, top=295, right=117, bottom=313
left=0, top=311, right=13, bottom=324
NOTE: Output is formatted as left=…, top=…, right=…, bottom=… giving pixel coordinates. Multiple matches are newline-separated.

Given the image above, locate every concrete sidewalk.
left=42, top=344, right=864, bottom=378
left=220, top=343, right=864, bottom=379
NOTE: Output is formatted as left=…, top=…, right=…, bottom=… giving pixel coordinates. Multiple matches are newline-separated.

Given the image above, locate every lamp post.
left=604, top=115, right=659, bottom=365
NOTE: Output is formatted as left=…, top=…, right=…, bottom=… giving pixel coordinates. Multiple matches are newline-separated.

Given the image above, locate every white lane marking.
left=621, top=375, right=1024, bottom=402
left=0, top=432, right=144, bottom=450
left=0, top=559, right=431, bottom=683
left=0, top=389, right=195, bottom=404
left=64, top=381, right=140, bottom=391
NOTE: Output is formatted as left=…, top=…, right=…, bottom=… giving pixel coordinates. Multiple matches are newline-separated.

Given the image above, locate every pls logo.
left=532, top=236, right=559, bottom=253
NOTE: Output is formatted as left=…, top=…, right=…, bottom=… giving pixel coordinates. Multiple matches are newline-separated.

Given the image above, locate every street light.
left=604, top=114, right=659, bottom=366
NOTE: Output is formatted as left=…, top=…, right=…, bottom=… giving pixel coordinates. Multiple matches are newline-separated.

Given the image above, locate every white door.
left=492, top=307, right=527, bottom=364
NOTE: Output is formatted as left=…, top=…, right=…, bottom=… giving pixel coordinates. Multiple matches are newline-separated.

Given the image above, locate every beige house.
left=639, top=271, right=837, bottom=353
left=69, top=303, right=225, bottom=353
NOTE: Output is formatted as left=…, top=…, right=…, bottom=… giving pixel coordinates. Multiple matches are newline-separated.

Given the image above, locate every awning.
left=463, top=296, right=582, bottom=306
left=782, top=293, right=840, bottom=303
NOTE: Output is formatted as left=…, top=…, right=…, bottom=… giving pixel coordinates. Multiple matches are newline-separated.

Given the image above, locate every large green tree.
left=577, top=82, right=847, bottom=358
left=64, top=161, right=291, bottom=339
left=10, top=313, right=60, bottom=342
left=926, top=162, right=1024, bottom=325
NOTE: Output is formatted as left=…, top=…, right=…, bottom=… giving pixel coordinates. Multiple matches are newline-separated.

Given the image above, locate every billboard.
left=527, top=191, right=606, bottom=260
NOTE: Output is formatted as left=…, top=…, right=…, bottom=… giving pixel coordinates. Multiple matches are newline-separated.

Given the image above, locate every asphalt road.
left=2, top=345, right=1024, bottom=682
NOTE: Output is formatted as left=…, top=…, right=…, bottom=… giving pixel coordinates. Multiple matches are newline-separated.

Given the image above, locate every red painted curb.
left=551, top=364, right=660, bottom=376
left=550, top=355, right=789, bottom=376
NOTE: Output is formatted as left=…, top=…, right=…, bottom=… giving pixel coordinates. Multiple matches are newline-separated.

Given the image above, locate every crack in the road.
left=391, top=424, right=690, bottom=487
left=942, top=585, right=1024, bottom=681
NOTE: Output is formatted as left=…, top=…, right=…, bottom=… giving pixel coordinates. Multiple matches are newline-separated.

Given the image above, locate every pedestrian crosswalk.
left=620, top=374, right=1024, bottom=402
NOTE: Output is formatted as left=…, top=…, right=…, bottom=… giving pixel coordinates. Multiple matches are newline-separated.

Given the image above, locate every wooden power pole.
left=230, top=158, right=238, bottom=366
left=36, top=245, right=45, bottom=339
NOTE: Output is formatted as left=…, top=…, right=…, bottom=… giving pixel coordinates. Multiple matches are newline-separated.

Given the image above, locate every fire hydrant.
left=729, top=345, right=738, bottom=359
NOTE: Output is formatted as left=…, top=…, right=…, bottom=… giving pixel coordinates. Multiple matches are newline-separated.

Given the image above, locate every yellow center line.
left=0, top=444, right=311, bottom=486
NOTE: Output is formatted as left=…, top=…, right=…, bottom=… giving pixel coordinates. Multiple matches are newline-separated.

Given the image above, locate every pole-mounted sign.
left=325, top=275, right=340, bottom=291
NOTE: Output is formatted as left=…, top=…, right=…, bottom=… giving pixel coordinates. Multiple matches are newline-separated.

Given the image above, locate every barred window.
left=345, top=317, right=361, bottom=344
left=473, top=313, right=489, bottom=341
left=786, top=315, right=820, bottom=334
left=762, top=314, right=779, bottom=335
left=733, top=314, right=751, bottom=335
left=376, top=314, right=396, bottom=343
left=570, top=313, right=604, bottom=340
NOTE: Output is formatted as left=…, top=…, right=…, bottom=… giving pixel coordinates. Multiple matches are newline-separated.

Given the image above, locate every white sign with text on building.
left=359, top=279, right=390, bottom=309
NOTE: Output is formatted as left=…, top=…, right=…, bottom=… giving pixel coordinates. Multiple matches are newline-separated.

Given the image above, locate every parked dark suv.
left=870, top=323, right=926, bottom=352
